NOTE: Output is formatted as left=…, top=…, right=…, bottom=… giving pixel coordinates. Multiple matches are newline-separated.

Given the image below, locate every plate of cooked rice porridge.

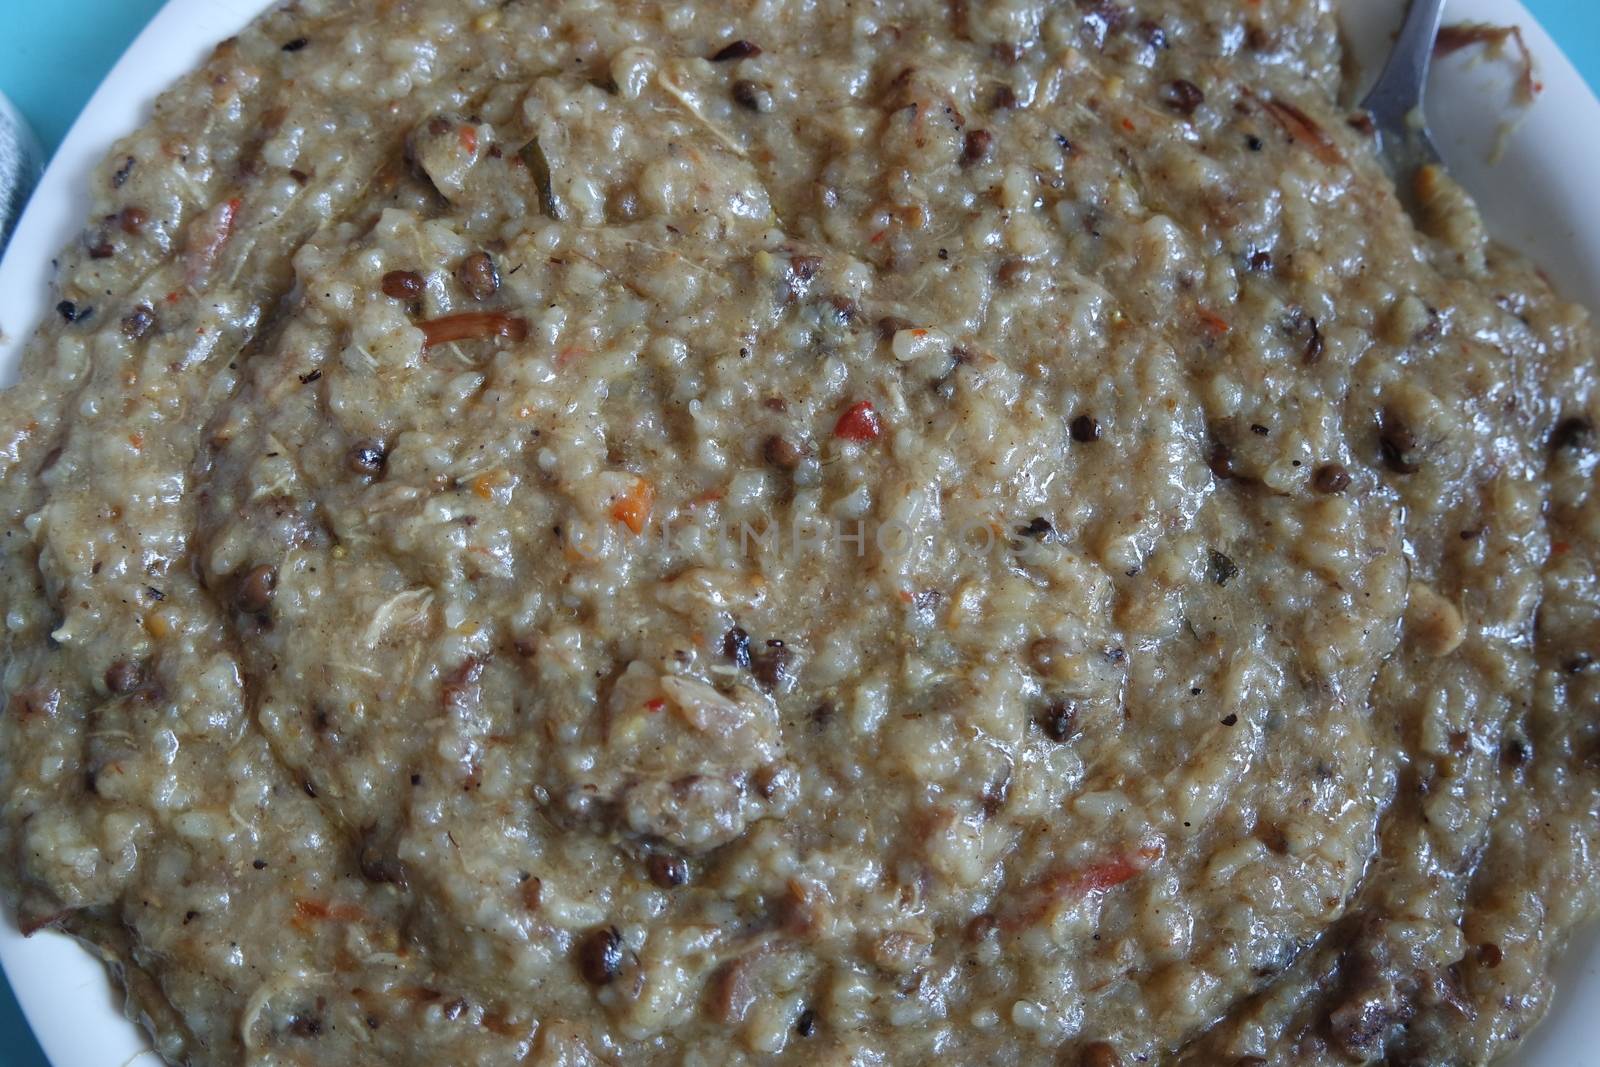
left=0, top=0, right=1597, bottom=1064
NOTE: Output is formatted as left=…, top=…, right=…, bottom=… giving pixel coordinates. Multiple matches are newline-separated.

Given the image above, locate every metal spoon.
left=0, top=91, right=44, bottom=255
left=1360, top=0, right=1449, bottom=184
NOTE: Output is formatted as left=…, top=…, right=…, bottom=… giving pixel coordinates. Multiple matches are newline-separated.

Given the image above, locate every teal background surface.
left=0, top=1, right=1595, bottom=1065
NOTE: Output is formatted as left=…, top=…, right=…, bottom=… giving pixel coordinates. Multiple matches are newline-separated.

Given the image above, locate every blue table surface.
left=0, top=2, right=1595, bottom=1065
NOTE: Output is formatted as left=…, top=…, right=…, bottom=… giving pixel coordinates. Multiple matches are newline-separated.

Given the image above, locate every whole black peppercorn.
left=722, top=626, right=752, bottom=669
left=349, top=440, right=387, bottom=476
left=1209, top=550, right=1239, bottom=587
left=1311, top=463, right=1351, bottom=494
left=1378, top=410, right=1422, bottom=474
left=646, top=853, right=689, bottom=888
left=752, top=640, right=791, bottom=691
left=1038, top=701, right=1077, bottom=742
left=577, top=926, right=624, bottom=985
left=1551, top=416, right=1594, bottom=453
left=1017, top=516, right=1054, bottom=540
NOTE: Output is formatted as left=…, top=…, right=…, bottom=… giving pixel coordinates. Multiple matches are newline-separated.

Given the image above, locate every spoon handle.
left=1361, top=0, right=1449, bottom=128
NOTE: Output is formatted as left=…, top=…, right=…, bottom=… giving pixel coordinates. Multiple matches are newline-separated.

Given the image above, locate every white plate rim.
left=0, top=1, right=1598, bottom=1064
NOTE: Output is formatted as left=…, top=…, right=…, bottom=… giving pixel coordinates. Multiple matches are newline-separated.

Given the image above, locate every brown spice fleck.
left=1038, top=701, right=1077, bottom=742
left=1551, top=416, right=1594, bottom=452
left=1208, top=438, right=1238, bottom=480
left=1210, top=549, right=1240, bottom=586
left=121, top=306, right=157, bottom=340
left=381, top=270, right=424, bottom=300
left=647, top=853, right=689, bottom=888
left=877, top=315, right=914, bottom=339
left=763, top=434, right=805, bottom=470
left=789, top=254, right=822, bottom=282
left=1378, top=410, right=1422, bottom=474
left=1028, top=637, right=1067, bottom=677
left=732, top=80, right=772, bottom=112
left=456, top=252, right=500, bottom=301
left=752, top=640, right=791, bottom=691
left=1080, top=1041, right=1121, bottom=1067
left=1302, top=315, right=1324, bottom=363
left=236, top=564, right=278, bottom=614
left=997, top=257, right=1029, bottom=287
left=961, top=128, right=994, bottom=166
left=1161, top=79, right=1205, bottom=115
left=711, top=39, right=762, bottom=61
left=105, top=660, right=145, bottom=695
left=1256, top=821, right=1289, bottom=854
left=577, top=926, right=624, bottom=985
left=722, top=626, right=752, bottom=669
left=1312, top=463, right=1351, bottom=494
left=119, top=207, right=149, bottom=235
left=358, top=835, right=410, bottom=887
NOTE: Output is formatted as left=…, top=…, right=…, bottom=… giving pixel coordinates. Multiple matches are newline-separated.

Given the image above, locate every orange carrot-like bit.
left=294, top=898, right=367, bottom=924
left=1004, top=844, right=1163, bottom=929
left=609, top=476, right=655, bottom=534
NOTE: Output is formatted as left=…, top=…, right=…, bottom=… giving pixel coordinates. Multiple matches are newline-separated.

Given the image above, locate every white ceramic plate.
left=1, top=1, right=1597, bottom=1064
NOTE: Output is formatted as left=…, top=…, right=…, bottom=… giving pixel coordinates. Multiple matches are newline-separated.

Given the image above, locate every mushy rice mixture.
left=0, top=0, right=1597, bottom=1063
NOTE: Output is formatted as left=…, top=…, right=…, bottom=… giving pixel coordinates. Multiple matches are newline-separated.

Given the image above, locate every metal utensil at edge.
left=0, top=90, right=45, bottom=255
left=1360, top=0, right=1450, bottom=185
